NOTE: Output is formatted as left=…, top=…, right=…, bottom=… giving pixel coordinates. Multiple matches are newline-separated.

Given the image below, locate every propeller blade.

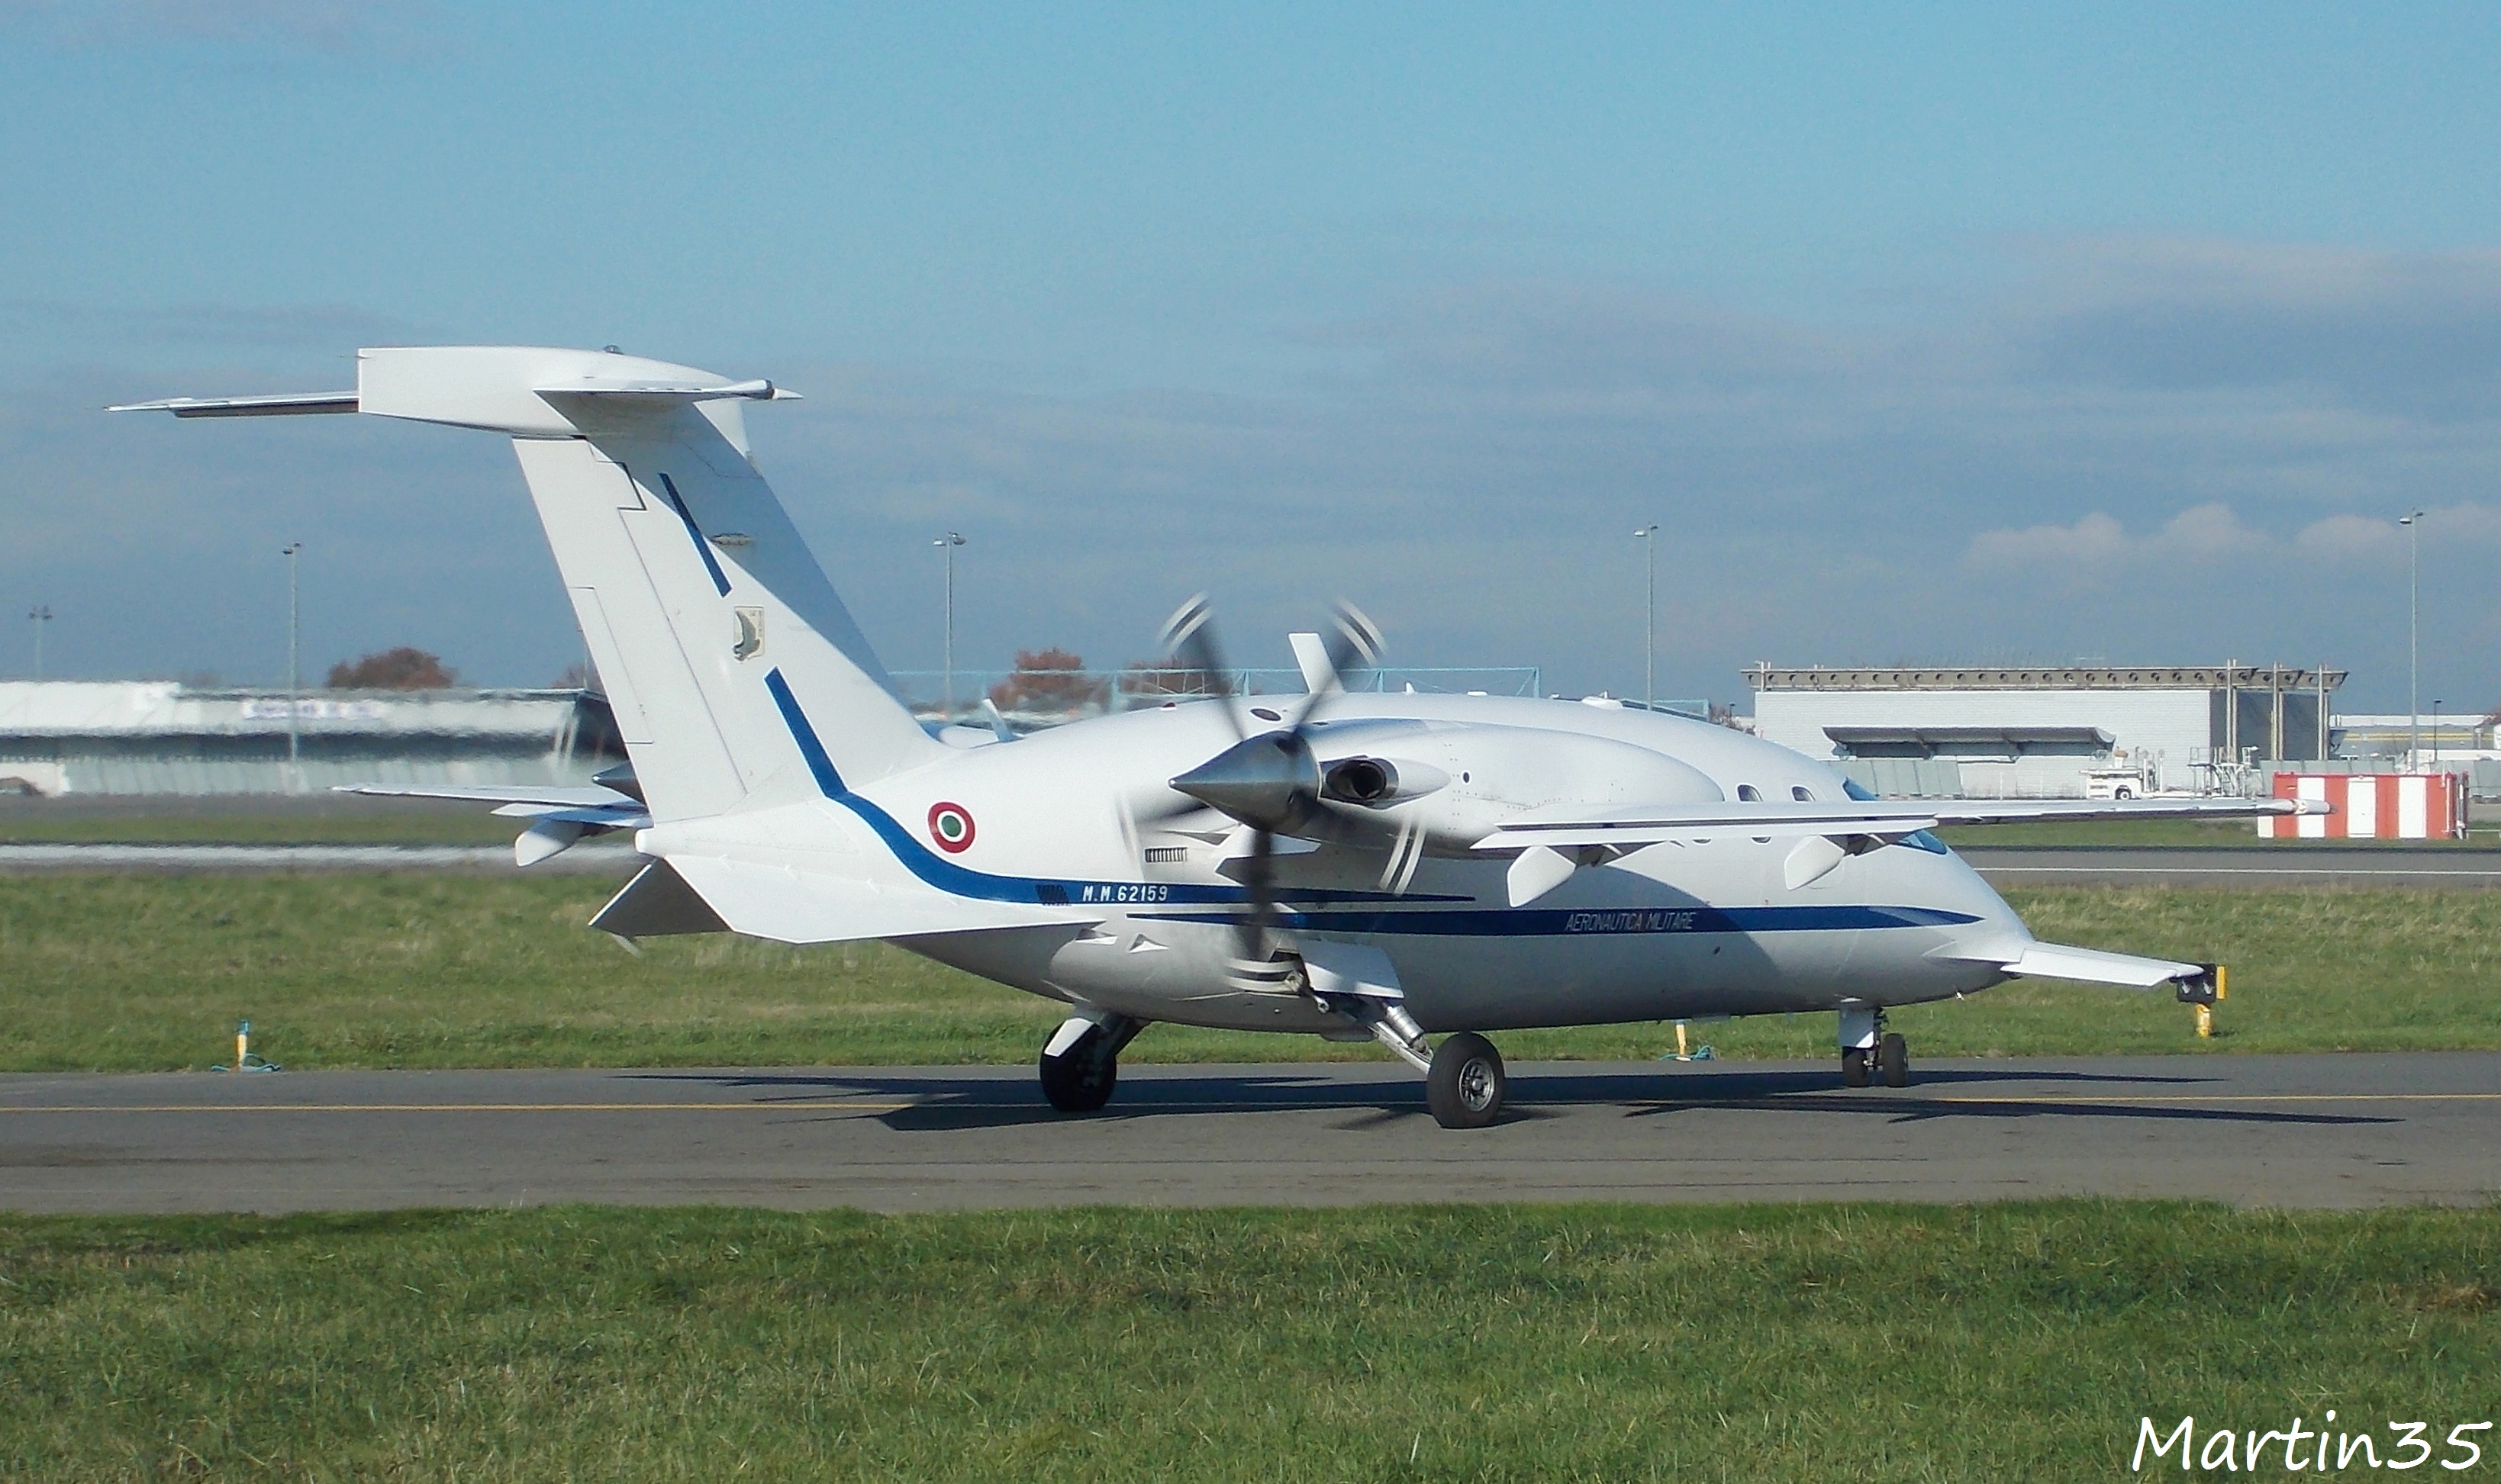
left=1235, top=826, right=1277, bottom=966
left=1155, top=592, right=1243, bottom=742
left=1159, top=595, right=1387, bottom=987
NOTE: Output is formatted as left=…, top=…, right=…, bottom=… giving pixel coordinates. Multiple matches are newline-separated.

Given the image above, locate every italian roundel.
left=927, top=801, right=976, bottom=854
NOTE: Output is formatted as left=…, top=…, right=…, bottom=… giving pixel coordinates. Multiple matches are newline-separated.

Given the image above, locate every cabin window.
left=1791, top=785, right=1814, bottom=801
left=1737, top=784, right=1762, bottom=802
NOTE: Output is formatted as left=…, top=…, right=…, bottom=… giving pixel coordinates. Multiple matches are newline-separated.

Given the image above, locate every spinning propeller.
left=1152, top=594, right=1384, bottom=971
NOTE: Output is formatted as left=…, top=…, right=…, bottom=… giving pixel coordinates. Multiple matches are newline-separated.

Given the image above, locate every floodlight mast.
left=282, top=542, right=302, bottom=793
left=2400, top=510, right=2424, bottom=769
left=1634, top=524, right=1659, bottom=711
left=934, top=531, right=966, bottom=722
left=27, top=605, right=53, bottom=681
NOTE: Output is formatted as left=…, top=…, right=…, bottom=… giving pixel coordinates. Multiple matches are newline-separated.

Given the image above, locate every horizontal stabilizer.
left=337, top=782, right=641, bottom=810
left=534, top=378, right=797, bottom=403
left=107, top=391, right=357, bottom=417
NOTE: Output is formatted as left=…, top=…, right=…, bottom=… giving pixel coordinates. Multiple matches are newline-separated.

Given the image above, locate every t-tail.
left=113, top=346, right=944, bottom=822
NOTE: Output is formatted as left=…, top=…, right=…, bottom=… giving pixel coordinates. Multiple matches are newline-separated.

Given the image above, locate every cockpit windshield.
left=1841, top=775, right=1949, bottom=853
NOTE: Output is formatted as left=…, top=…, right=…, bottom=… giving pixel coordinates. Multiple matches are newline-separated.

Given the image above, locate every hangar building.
left=1748, top=664, right=2343, bottom=799
left=0, top=682, right=622, bottom=796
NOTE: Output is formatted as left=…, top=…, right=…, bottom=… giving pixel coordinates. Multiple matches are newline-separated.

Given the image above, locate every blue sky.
left=6, top=2, right=2501, bottom=712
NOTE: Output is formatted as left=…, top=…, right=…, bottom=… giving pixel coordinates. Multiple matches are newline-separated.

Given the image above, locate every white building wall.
left=1755, top=687, right=2216, bottom=797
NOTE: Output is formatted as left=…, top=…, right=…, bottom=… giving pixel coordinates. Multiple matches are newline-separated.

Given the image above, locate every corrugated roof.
left=0, top=683, right=584, bottom=740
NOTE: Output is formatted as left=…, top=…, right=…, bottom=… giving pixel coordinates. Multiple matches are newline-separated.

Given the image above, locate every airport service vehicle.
left=116, top=347, right=2308, bottom=1127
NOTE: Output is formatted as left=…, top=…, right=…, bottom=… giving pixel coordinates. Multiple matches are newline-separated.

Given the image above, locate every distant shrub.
left=327, top=647, right=459, bottom=690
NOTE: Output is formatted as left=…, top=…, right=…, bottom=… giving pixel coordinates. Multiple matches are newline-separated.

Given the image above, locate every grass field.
left=2, top=874, right=2498, bottom=1072
left=1, top=1202, right=2493, bottom=1481
left=0, top=807, right=517, bottom=847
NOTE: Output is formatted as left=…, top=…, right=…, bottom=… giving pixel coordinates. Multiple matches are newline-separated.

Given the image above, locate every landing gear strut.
left=1039, top=1011, right=1145, bottom=1113
left=1838, top=1005, right=1909, bottom=1089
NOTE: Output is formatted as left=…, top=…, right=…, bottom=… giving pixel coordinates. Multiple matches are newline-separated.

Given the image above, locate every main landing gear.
left=1838, top=1005, right=1909, bottom=1090
left=1036, top=1003, right=1512, bottom=1130
left=1312, top=980, right=1511, bottom=1130
left=1039, top=1011, right=1145, bottom=1113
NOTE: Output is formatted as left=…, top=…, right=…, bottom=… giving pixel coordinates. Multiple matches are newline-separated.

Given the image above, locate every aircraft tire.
left=1427, top=1032, right=1506, bottom=1129
left=1877, top=1033, right=1910, bottom=1088
left=1841, top=1046, right=1871, bottom=1088
left=1039, top=1045, right=1117, bottom=1113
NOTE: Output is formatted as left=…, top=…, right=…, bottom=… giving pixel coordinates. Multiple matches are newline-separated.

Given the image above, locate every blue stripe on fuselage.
left=1139, top=903, right=1979, bottom=938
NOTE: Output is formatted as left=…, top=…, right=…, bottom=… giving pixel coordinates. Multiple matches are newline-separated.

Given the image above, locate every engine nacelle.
left=1304, top=719, right=1723, bottom=854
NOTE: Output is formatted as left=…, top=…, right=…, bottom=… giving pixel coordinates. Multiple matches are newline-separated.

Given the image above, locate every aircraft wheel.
left=1841, top=1046, right=1871, bottom=1088
left=1039, top=1015, right=1140, bottom=1113
left=1877, top=1032, right=1910, bottom=1088
left=1427, top=1032, right=1507, bottom=1129
left=1039, top=1047, right=1117, bottom=1112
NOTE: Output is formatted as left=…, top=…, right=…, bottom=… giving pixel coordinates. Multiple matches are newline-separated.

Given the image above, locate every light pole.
left=933, top=531, right=965, bottom=720
left=282, top=542, right=302, bottom=792
left=2434, top=700, right=2444, bottom=768
left=2400, top=510, right=2424, bottom=768
left=27, top=605, right=51, bottom=681
left=1633, top=524, right=1658, bottom=710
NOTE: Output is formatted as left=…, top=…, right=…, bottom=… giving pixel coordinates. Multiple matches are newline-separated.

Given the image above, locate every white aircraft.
left=117, top=346, right=2308, bottom=1128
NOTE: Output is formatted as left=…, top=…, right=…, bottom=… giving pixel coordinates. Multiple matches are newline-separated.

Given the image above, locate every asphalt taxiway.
left=3, top=1053, right=2493, bottom=1213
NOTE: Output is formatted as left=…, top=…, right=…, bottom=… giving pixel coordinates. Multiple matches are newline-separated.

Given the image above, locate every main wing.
left=1476, top=794, right=2307, bottom=848
left=1472, top=795, right=2315, bottom=900
left=334, top=782, right=650, bottom=867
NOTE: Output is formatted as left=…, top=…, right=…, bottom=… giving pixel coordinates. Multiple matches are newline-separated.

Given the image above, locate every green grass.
left=4, top=875, right=2499, bottom=1072
left=0, top=1202, right=2493, bottom=1481
left=0, top=811, right=520, bottom=846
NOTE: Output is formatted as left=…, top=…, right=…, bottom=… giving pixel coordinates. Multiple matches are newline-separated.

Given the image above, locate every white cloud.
left=1964, top=504, right=2268, bottom=572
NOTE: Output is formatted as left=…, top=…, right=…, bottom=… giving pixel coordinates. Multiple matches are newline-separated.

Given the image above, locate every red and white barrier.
left=2261, top=772, right=2467, bottom=839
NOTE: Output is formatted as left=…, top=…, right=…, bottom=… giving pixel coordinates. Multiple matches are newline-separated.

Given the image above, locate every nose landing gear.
left=1838, top=1006, right=1910, bottom=1089
left=1039, top=1011, right=1146, bottom=1112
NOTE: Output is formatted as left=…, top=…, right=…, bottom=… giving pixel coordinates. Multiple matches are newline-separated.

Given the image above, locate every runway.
left=3, top=1053, right=2494, bottom=1213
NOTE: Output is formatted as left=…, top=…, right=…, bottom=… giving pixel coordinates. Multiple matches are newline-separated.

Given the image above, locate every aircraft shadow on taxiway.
left=624, top=1067, right=2393, bottom=1133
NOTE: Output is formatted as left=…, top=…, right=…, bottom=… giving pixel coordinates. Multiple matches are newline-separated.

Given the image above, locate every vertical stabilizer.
left=507, top=413, right=939, bottom=821
left=115, top=346, right=946, bottom=824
